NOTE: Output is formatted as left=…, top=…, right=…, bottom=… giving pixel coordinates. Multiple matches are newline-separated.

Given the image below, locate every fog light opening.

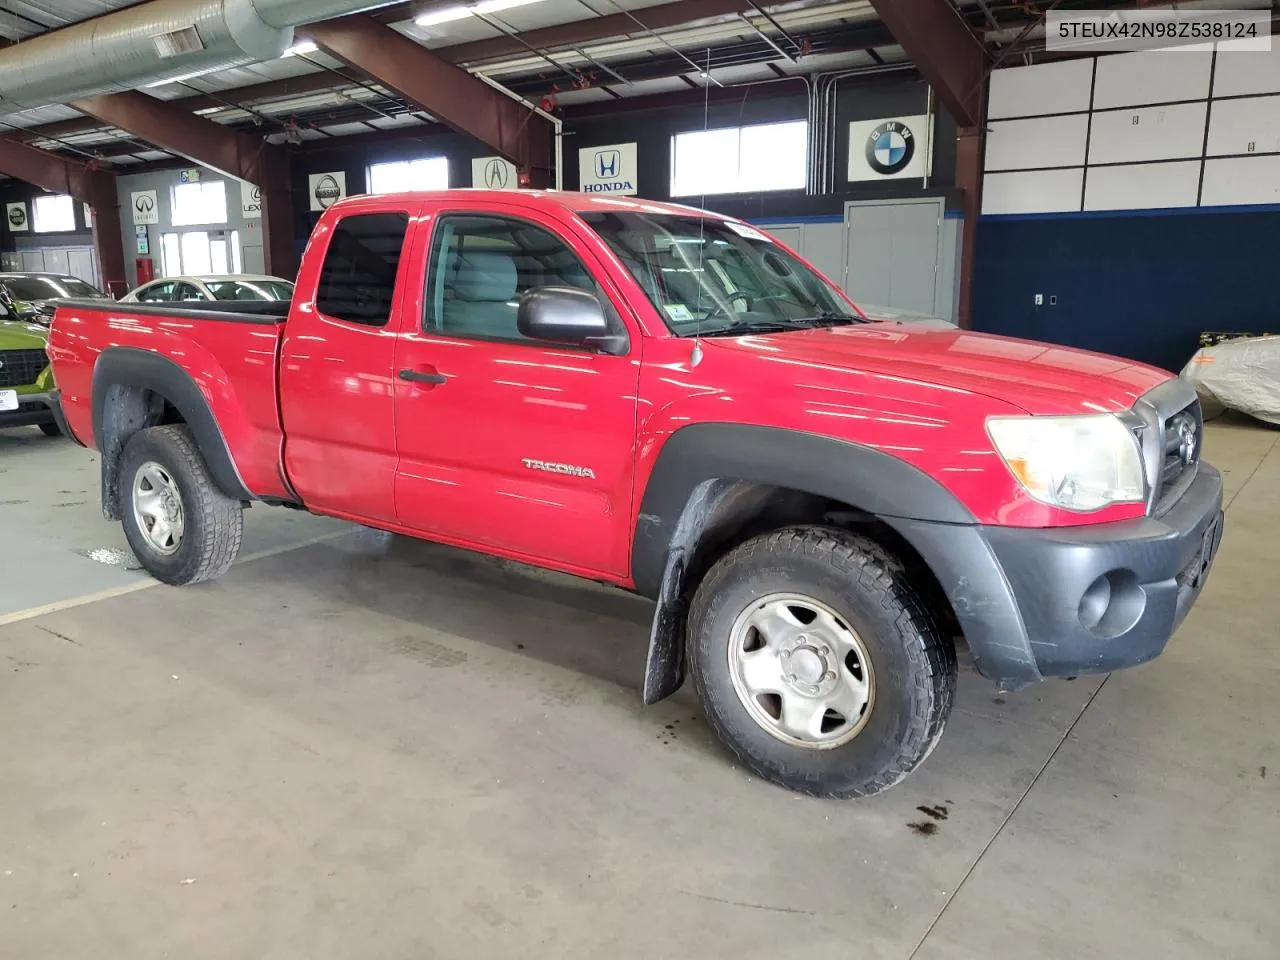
left=1078, top=569, right=1146, bottom=639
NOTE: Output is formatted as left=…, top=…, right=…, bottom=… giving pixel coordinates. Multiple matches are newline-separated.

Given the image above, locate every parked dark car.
left=0, top=273, right=111, bottom=326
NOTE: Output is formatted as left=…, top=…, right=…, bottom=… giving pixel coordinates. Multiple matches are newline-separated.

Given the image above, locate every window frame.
left=313, top=208, right=414, bottom=330
left=32, top=194, right=77, bottom=234
left=137, top=281, right=177, bottom=303
left=175, top=281, right=206, bottom=302
left=669, top=119, right=809, bottom=198
left=367, top=157, right=450, bottom=196
left=170, top=181, right=229, bottom=227
left=421, top=210, right=630, bottom=354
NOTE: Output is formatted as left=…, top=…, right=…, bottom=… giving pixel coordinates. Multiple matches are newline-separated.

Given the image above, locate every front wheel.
left=119, top=425, right=244, bottom=585
left=687, top=527, right=956, bottom=798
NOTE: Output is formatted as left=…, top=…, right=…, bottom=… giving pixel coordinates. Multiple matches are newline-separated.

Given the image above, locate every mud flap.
left=643, top=546, right=687, bottom=705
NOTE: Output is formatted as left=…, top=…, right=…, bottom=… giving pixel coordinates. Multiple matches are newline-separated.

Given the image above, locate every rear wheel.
left=687, top=526, right=956, bottom=798
left=119, top=425, right=244, bottom=585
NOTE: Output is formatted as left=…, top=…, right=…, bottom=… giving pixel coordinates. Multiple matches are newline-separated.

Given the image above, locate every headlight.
left=987, top=414, right=1145, bottom=512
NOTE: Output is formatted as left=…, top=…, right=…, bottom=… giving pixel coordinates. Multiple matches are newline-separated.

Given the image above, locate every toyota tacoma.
left=48, top=191, right=1224, bottom=797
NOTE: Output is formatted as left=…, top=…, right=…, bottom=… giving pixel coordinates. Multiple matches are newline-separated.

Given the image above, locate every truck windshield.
left=579, top=210, right=860, bottom=336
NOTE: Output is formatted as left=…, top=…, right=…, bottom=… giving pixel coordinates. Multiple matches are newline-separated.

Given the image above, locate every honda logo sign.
left=578, top=142, right=637, bottom=196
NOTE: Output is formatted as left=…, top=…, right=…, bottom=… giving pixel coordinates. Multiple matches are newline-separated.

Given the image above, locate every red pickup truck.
left=49, top=190, right=1224, bottom=798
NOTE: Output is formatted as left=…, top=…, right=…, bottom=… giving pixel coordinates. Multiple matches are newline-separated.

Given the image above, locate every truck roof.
left=329, top=189, right=729, bottom=221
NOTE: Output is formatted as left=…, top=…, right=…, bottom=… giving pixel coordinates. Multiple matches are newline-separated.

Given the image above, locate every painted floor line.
left=0, top=529, right=354, bottom=629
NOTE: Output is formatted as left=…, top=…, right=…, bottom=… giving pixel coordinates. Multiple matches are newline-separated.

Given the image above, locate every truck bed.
left=49, top=299, right=292, bottom=501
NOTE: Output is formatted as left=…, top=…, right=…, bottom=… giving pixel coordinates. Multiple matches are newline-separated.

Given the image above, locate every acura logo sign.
left=484, top=158, right=509, bottom=188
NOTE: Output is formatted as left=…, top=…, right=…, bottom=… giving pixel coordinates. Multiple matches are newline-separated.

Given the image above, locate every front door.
left=392, top=207, right=641, bottom=578
left=279, top=203, right=418, bottom=523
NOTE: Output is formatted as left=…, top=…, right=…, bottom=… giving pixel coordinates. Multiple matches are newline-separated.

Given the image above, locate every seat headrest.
left=454, top=250, right=517, bottom=302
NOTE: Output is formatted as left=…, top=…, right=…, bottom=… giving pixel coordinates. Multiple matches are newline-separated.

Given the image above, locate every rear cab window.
left=316, top=212, right=411, bottom=328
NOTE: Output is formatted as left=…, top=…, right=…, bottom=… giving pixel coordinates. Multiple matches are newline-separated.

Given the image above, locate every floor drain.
left=79, top=547, right=143, bottom=570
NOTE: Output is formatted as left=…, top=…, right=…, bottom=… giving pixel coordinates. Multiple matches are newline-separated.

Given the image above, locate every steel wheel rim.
left=727, top=592, right=875, bottom=750
left=131, top=461, right=185, bottom=556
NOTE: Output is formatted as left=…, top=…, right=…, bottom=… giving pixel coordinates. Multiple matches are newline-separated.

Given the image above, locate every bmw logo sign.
left=866, top=121, right=915, bottom=176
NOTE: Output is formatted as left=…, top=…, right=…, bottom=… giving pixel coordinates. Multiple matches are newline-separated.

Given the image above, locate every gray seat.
left=442, top=250, right=520, bottom=339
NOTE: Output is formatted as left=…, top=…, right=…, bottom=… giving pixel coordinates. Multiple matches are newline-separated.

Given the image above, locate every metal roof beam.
left=867, top=0, right=989, bottom=127
left=69, top=91, right=296, bottom=277
left=306, top=14, right=551, bottom=185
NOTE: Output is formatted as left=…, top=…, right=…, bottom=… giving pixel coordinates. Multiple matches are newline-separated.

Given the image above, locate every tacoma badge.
left=522, top=458, right=596, bottom=479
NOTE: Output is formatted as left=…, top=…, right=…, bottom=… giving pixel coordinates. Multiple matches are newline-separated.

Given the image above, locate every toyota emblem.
left=1177, top=419, right=1197, bottom=466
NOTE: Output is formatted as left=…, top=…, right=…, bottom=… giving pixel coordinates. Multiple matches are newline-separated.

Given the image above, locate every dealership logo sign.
left=471, top=156, right=518, bottom=190
left=7, top=204, right=26, bottom=228
left=579, top=142, right=637, bottom=195
left=485, top=158, right=509, bottom=188
left=314, top=176, right=341, bottom=206
left=130, top=190, right=159, bottom=225
left=308, top=171, right=347, bottom=212
left=241, top=182, right=262, bottom=219
left=865, top=121, right=915, bottom=175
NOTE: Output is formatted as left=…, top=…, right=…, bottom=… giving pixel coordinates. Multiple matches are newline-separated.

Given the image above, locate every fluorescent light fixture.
left=144, top=67, right=221, bottom=88
left=474, top=0, right=544, bottom=12
left=283, top=40, right=318, bottom=57
left=415, top=0, right=544, bottom=26
left=414, top=5, right=472, bottom=25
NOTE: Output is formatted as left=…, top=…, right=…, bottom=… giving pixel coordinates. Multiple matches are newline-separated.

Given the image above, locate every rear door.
left=390, top=202, right=641, bottom=577
left=279, top=201, right=421, bottom=523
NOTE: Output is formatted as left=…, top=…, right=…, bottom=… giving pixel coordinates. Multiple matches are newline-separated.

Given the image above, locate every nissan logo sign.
left=314, top=175, right=342, bottom=207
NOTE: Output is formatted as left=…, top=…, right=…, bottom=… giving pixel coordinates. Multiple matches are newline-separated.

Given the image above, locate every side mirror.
left=517, top=286, right=627, bottom=355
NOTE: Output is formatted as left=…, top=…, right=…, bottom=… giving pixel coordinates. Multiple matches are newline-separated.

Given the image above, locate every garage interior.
left=2, top=1, right=1278, bottom=958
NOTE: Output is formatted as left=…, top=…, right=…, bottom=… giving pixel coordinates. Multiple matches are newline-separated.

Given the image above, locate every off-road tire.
left=119, top=425, right=244, bottom=585
left=687, top=526, right=956, bottom=798
left=38, top=421, right=61, bottom=437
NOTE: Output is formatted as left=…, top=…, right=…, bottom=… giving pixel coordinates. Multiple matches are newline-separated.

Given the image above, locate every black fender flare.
left=633, top=423, right=978, bottom=703
left=92, top=347, right=252, bottom=519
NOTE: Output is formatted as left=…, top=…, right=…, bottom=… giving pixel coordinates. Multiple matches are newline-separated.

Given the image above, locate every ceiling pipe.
left=0, top=0, right=403, bottom=116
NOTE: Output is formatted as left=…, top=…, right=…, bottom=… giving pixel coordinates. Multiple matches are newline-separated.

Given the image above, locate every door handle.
left=398, top=368, right=447, bottom=386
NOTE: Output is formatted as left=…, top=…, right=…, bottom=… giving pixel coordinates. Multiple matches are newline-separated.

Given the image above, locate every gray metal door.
left=843, top=198, right=943, bottom=316
left=19, top=250, right=44, bottom=272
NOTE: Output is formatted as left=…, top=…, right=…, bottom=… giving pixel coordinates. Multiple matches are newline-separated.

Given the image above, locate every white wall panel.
left=988, top=59, right=1094, bottom=119
left=1201, top=155, right=1280, bottom=206
left=985, top=114, right=1089, bottom=171
left=1084, top=161, right=1201, bottom=211
left=982, top=169, right=1084, bottom=215
left=1092, top=48, right=1213, bottom=109
left=1206, top=94, right=1280, bottom=156
left=1087, top=102, right=1207, bottom=163
left=1213, top=43, right=1280, bottom=97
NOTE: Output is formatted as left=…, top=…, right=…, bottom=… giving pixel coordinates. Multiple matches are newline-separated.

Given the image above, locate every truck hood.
left=708, top=323, right=1169, bottom=415
left=0, top=319, right=50, bottom=350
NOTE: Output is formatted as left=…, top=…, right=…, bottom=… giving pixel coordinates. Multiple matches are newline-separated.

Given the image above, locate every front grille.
left=0, top=349, right=48, bottom=388
left=1131, top=379, right=1203, bottom=516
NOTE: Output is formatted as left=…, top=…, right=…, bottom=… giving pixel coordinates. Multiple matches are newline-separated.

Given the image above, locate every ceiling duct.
left=0, top=0, right=401, bottom=115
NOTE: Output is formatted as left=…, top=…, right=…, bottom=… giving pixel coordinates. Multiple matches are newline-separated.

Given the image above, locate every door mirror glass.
left=517, top=286, right=624, bottom=354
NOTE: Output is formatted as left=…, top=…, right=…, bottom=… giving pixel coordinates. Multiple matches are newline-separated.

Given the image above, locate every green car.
left=0, top=317, right=60, bottom=436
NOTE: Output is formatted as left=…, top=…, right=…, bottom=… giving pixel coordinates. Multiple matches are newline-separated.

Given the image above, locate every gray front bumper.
left=888, top=464, right=1224, bottom=686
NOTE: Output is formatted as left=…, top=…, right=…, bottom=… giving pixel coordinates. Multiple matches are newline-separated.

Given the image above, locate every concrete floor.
left=0, top=417, right=1277, bottom=959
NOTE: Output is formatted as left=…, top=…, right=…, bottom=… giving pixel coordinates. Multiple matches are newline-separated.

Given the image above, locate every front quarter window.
left=579, top=210, right=858, bottom=336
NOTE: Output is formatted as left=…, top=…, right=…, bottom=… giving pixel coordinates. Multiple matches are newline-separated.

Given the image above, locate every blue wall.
left=972, top=207, right=1280, bottom=374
